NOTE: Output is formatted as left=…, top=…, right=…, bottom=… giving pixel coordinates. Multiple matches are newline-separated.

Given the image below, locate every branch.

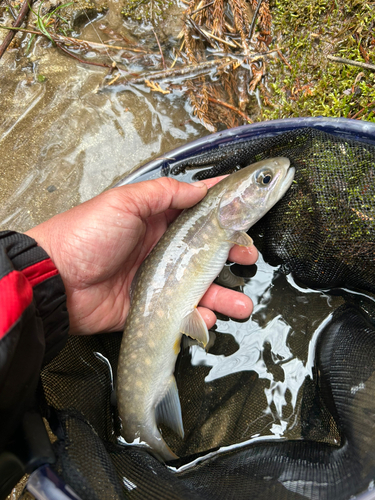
left=207, top=96, right=253, bottom=122
left=0, top=0, right=34, bottom=60
left=117, top=58, right=233, bottom=85
left=248, top=0, right=263, bottom=41
left=56, top=42, right=111, bottom=68
left=0, top=25, right=141, bottom=52
left=350, top=100, right=375, bottom=120
left=152, top=27, right=166, bottom=70
left=327, top=55, right=375, bottom=72
left=190, top=1, right=214, bottom=16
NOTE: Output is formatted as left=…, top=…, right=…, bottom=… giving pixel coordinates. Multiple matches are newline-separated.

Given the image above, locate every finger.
left=197, top=306, right=217, bottom=330
left=113, top=177, right=208, bottom=219
left=228, top=244, right=258, bottom=265
left=199, top=283, right=253, bottom=320
left=159, top=176, right=230, bottom=226
left=200, top=175, right=228, bottom=189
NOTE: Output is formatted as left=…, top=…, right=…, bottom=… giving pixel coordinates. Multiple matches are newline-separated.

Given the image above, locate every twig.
left=327, top=55, right=375, bottom=72
left=248, top=0, right=263, bottom=41
left=0, top=25, right=41, bottom=35
left=56, top=42, right=111, bottom=68
left=152, top=27, right=166, bottom=70
left=199, top=27, right=238, bottom=48
left=120, top=58, right=232, bottom=85
left=5, top=0, right=17, bottom=20
left=350, top=100, right=375, bottom=120
left=106, top=60, right=117, bottom=76
left=207, top=96, right=253, bottom=122
left=231, top=37, right=243, bottom=49
left=0, top=25, right=141, bottom=52
left=114, top=51, right=270, bottom=87
left=0, top=0, right=33, bottom=60
left=277, top=48, right=292, bottom=71
left=55, top=34, right=141, bottom=51
left=190, top=1, right=214, bottom=15
left=107, top=73, right=120, bottom=86
left=171, top=39, right=185, bottom=68
left=187, top=15, right=216, bottom=48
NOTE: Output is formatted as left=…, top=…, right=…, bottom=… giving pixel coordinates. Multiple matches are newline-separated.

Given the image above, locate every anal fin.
left=180, top=308, right=209, bottom=348
left=156, top=376, right=184, bottom=439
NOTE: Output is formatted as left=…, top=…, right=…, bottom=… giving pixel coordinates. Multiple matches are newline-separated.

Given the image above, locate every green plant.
left=26, top=0, right=73, bottom=52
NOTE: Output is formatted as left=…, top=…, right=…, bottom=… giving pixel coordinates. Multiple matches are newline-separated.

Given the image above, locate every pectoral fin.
left=180, top=308, right=209, bottom=348
left=228, top=231, right=253, bottom=247
left=156, top=376, right=184, bottom=438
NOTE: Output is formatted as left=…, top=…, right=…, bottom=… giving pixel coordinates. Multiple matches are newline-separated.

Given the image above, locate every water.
left=171, top=253, right=345, bottom=460
left=0, top=0, right=207, bottom=232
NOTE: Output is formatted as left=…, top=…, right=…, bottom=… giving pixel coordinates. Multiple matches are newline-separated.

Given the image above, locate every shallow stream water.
left=0, top=0, right=209, bottom=232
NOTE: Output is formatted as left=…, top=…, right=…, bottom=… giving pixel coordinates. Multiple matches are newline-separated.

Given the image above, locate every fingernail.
left=192, top=181, right=206, bottom=188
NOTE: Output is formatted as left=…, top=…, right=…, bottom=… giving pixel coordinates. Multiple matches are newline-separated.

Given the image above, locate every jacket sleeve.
left=0, top=230, right=69, bottom=451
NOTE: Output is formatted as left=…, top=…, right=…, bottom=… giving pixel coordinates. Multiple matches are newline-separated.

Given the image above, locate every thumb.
left=112, top=177, right=208, bottom=219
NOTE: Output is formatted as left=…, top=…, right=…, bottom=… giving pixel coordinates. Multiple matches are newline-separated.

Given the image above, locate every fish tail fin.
left=145, top=426, right=178, bottom=462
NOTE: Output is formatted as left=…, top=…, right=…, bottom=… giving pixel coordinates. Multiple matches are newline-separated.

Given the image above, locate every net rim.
left=114, top=117, right=375, bottom=187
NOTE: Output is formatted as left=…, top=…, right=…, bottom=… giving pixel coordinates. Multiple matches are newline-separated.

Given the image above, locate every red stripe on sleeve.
left=0, top=271, right=33, bottom=340
left=22, top=258, right=59, bottom=288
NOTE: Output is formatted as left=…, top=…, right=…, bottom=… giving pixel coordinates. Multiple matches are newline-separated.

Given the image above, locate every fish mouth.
left=279, top=164, right=295, bottom=198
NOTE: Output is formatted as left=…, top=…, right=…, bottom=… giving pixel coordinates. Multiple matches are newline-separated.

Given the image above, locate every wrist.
left=1, top=230, right=69, bottom=362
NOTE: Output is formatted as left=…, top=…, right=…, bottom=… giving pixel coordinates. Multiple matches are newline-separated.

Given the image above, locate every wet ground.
left=0, top=0, right=209, bottom=232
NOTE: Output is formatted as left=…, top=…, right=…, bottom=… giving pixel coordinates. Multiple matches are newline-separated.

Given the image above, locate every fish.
left=117, top=157, right=295, bottom=461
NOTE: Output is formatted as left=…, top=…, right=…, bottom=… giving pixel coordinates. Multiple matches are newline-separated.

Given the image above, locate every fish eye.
left=256, top=170, right=273, bottom=186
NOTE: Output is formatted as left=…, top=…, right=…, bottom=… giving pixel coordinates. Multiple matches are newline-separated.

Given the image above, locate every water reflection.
left=181, top=254, right=344, bottom=446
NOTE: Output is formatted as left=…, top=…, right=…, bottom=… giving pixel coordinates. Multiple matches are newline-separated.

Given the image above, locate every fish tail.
left=145, top=426, right=178, bottom=462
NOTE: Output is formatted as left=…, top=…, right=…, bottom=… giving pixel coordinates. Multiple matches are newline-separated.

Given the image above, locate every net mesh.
left=40, top=127, right=375, bottom=500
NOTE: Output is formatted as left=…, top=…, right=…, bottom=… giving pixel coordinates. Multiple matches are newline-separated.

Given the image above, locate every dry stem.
left=0, top=0, right=34, bottom=60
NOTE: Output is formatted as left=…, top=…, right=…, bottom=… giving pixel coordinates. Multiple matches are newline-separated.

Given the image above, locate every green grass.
left=260, top=0, right=375, bottom=122
left=122, top=0, right=174, bottom=22
left=25, top=0, right=73, bottom=52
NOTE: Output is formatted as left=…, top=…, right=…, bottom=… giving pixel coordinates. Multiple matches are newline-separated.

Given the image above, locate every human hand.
left=26, top=177, right=258, bottom=335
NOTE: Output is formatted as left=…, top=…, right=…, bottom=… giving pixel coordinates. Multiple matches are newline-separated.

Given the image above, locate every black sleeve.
left=0, top=230, right=69, bottom=452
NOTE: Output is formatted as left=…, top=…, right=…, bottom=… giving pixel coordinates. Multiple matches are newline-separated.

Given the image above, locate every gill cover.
left=217, top=158, right=291, bottom=232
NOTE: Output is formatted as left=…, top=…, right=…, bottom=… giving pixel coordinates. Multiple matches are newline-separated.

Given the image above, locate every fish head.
left=217, top=157, right=295, bottom=232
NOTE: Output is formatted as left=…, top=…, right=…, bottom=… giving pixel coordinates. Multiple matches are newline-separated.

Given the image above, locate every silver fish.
left=117, top=157, right=295, bottom=461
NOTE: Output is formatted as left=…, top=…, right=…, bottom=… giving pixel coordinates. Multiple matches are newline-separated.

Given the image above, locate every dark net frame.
left=38, top=119, right=375, bottom=500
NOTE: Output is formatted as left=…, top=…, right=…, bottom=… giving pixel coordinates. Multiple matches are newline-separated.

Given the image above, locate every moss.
left=260, top=0, right=375, bottom=122
left=122, top=0, right=173, bottom=22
